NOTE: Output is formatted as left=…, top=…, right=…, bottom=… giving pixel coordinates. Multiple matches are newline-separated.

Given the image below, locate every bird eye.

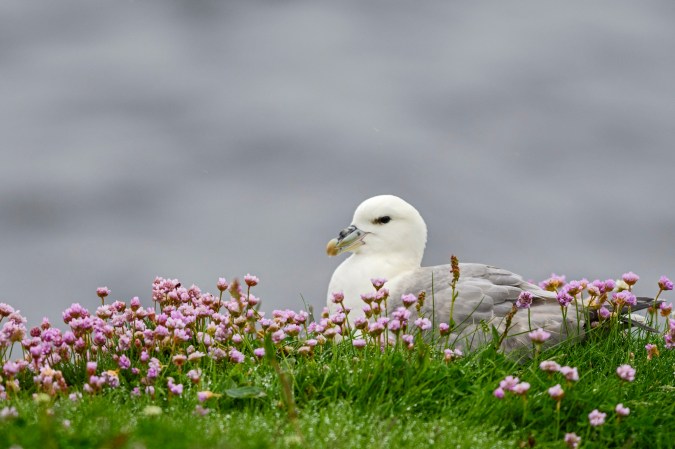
left=374, top=216, right=391, bottom=224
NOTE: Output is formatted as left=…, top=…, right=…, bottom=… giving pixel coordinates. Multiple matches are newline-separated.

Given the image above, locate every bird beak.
left=326, top=225, right=368, bottom=256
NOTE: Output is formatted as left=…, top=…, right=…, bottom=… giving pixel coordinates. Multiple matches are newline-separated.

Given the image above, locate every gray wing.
left=387, top=263, right=582, bottom=355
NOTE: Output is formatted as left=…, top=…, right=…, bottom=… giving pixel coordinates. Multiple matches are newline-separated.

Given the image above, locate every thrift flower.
left=352, top=339, right=366, bottom=349
left=588, top=409, right=606, bottom=427
left=167, top=378, right=183, bottom=396
left=493, top=387, right=505, bottom=399
left=414, top=317, right=432, bottom=331
left=197, top=391, right=219, bottom=402
left=548, top=384, right=565, bottom=401
left=539, top=360, right=561, bottom=373
left=598, top=306, right=611, bottom=320
left=96, top=287, right=111, bottom=299
left=511, top=382, right=530, bottom=395
left=330, top=292, right=344, bottom=304
left=401, top=294, right=417, bottom=308
left=516, top=291, right=533, bottom=309
left=216, top=277, right=229, bottom=292
left=0, top=407, right=18, bottom=420
left=443, top=348, right=462, bottom=361
left=540, top=274, right=566, bottom=291
left=117, top=355, right=131, bottom=370
left=528, top=328, right=551, bottom=344
left=499, top=376, right=520, bottom=391
left=559, top=366, right=579, bottom=382
left=660, top=302, right=672, bottom=317
left=438, top=322, right=450, bottom=336
left=371, top=278, right=387, bottom=290
left=615, top=403, right=630, bottom=416
left=194, top=405, right=210, bottom=416
left=622, top=272, right=639, bottom=286
left=612, top=291, right=637, bottom=307
left=564, top=433, right=581, bottom=449
left=229, top=349, right=245, bottom=364
left=556, top=292, right=573, bottom=307
left=244, top=274, right=259, bottom=287
left=616, top=364, right=636, bottom=382
left=187, top=369, right=201, bottom=384
left=564, top=281, right=583, bottom=296
left=253, top=348, right=265, bottom=359
left=658, top=276, right=674, bottom=291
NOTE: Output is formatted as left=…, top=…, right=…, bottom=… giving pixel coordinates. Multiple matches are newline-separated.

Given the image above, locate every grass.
left=1, top=330, right=674, bottom=449
left=1, top=275, right=674, bottom=449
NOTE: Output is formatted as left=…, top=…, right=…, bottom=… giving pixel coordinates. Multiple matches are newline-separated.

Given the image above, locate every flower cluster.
left=496, top=360, right=640, bottom=445
left=0, top=272, right=479, bottom=405
left=493, top=375, right=530, bottom=398
left=665, top=319, right=675, bottom=349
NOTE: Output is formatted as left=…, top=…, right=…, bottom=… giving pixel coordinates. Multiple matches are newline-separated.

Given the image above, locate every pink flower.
left=229, top=349, right=245, bottom=364
left=615, top=403, right=630, bottom=416
left=539, top=360, right=561, bottom=373
left=197, top=391, right=217, bottom=402
left=622, top=272, right=639, bottom=286
left=598, top=306, right=611, bottom=320
left=559, top=366, right=579, bottom=382
left=360, top=292, right=376, bottom=304
left=118, top=355, right=131, bottom=370
left=564, top=432, right=581, bottom=449
left=588, top=409, right=606, bottom=427
left=253, top=348, right=265, bottom=359
left=167, top=378, right=183, bottom=396
left=438, top=322, right=450, bottom=336
left=0, top=406, right=18, bottom=419
left=388, top=320, right=402, bottom=333
left=443, top=348, right=462, bottom=361
left=564, top=281, right=583, bottom=296
left=616, top=364, right=636, bottom=382
left=556, top=292, right=573, bottom=307
left=271, top=330, right=286, bottom=344
left=539, top=274, right=566, bottom=291
left=528, top=328, right=551, bottom=344
left=511, top=382, right=530, bottom=395
left=353, top=339, right=367, bottom=349
left=367, top=321, right=385, bottom=337
left=548, top=384, right=564, bottom=401
left=414, top=317, right=432, bottom=331
left=493, top=387, right=505, bottom=399
left=244, top=274, right=259, bottom=287
left=660, top=302, right=673, bottom=317
left=187, top=369, right=201, bottom=384
left=516, top=291, right=533, bottom=309
left=370, top=278, right=387, bottom=290
left=401, top=294, right=417, bottom=308
left=216, top=277, right=229, bottom=292
left=86, top=362, right=97, bottom=376
left=658, top=276, right=674, bottom=291
left=0, top=303, right=15, bottom=318
left=331, top=292, right=345, bottom=304
left=499, top=376, right=520, bottom=391
left=96, top=287, right=111, bottom=299
left=353, top=317, right=368, bottom=330
left=194, top=405, right=210, bottom=416
left=612, top=291, right=637, bottom=307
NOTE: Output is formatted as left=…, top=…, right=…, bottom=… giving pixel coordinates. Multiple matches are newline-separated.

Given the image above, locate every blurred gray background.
left=1, top=0, right=673, bottom=328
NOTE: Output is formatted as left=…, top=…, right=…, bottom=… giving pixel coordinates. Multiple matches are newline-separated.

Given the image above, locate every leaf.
left=224, top=386, right=267, bottom=399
